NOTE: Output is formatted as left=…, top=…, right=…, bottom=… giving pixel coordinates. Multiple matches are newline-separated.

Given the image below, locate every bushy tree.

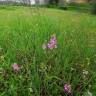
left=49, top=0, right=59, bottom=5
left=90, top=0, right=96, bottom=14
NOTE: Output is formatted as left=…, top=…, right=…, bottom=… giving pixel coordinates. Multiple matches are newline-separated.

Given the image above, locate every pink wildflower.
left=47, top=35, right=57, bottom=50
left=64, top=83, right=72, bottom=94
left=12, top=63, right=20, bottom=72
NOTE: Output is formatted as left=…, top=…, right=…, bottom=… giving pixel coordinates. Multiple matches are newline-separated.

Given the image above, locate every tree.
left=49, top=0, right=59, bottom=5
left=90, top=0, right=96, bottom=14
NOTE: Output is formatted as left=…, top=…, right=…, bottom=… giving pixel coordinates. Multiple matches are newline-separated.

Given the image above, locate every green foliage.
left=49, top=0, right=59, bottom=5
left=0, top=6, right=96, bottom=96
left=90, top=0, right=96, bottom=14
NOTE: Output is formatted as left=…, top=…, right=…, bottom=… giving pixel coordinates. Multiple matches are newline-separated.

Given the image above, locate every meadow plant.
left=12, top=63, right=20, bottom=72
left=42, top=34, right=57, bottom=50
left=0, top=6, right=96, bottom=96
left=47, top=34, right=57, bottom=50
left=64, top=84, right=72, bottom=96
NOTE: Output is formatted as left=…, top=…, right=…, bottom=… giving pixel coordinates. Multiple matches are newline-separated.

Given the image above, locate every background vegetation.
left=0, top=6, right=96, bottom=96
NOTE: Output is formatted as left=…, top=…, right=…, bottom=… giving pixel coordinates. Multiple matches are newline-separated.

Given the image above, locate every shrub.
left=90, top=0, right=96, bottom=14
left=58, top=6, right=68, bottom=10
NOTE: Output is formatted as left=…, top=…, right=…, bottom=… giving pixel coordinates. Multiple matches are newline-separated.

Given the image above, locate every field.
left=0, top=6, right=96, bottom=96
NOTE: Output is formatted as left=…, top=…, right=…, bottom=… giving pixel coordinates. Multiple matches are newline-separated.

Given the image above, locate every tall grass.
left=0, top=6, right=96, bottom=96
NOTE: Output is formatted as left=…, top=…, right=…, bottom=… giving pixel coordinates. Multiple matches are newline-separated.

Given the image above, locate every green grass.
left=0, top=6, right=96, bottom=96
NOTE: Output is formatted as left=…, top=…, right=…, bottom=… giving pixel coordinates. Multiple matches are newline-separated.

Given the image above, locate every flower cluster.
left=64, top=83, right=72, bottom=95
left=42, top=35, right=57, bottom=50
left=47, top=35, right=57, bottom=50
left=83, top=70, right=89, bottom=75
left=12, top=63, right=20, bottom=72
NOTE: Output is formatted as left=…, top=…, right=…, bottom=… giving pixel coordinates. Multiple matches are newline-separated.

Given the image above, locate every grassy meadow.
left=0, top=6, right=96, bottom=96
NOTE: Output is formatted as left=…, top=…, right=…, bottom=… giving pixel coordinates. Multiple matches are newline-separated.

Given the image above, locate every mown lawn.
left=0, top=6, right=96, bottom=96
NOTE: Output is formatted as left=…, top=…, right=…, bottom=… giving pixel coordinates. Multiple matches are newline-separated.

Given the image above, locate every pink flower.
left=64, top=83, right=72, bottom=94
left=47, top=35, right=57, bottom=50
left=12, top=63, right=20, bottom=72
left=42, top=35, right=57, bottom=50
